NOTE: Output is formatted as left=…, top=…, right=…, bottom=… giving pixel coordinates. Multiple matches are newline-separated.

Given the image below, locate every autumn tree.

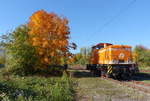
left=28, top=10, right=75, bottom=67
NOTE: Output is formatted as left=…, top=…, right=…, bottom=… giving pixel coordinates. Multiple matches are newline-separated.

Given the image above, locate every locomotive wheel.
left=106, top=74, right=112, bottom=78
left=91, top=70, right=101, bottom=77
left=121, top=73, right=131, bottom=80
left=112, top=73, right=119, bottom=80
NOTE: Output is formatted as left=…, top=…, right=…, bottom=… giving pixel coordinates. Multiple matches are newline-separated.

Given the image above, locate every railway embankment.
left=70, top=67, right=150, bottom=101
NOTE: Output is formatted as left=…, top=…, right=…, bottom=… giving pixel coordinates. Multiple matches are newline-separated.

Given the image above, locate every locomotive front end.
left=86, top=43, right=138, bottom=80
left=98, top=45, right=138, bottom=79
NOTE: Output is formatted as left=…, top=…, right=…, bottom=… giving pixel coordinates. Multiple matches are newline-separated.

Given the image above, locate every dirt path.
left=71, top=70, right=150, bottom=101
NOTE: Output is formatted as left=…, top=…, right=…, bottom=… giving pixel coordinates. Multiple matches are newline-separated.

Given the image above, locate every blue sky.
left=0, top=0, right=150, bottom=53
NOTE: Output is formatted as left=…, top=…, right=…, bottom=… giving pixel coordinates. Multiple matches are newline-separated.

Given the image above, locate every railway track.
left=69, top=68, right=150, bottom=94
left=103, top=77, right=150, bottom=94
left=140, top=70, right=150, bottom=73
left=134, top=81, right=150, bottom=86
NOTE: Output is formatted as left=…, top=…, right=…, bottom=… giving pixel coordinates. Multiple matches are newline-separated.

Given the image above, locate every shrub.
left=69, top=47, right=91, bottom=66
left=0, top=74, right=74, bottom=101
left=1, top=25, right=39, bottom=75
left=133, top=45, right=150, bottom=67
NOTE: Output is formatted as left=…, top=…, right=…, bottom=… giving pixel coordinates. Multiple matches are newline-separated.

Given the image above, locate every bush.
left=0, top=73, right=74, bottom=101
left=1, top=25, right=39, bottom=75
left=70, top=47, right=91, bottom=66
left=133, top=45, right=150, bottom=68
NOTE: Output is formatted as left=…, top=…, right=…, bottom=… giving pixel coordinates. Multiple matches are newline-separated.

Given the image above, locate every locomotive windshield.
left=95, top=46, right=104, bottom=49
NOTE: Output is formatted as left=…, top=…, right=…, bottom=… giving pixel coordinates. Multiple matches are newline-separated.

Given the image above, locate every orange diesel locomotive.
left=87, top=43, right=138, bottom=79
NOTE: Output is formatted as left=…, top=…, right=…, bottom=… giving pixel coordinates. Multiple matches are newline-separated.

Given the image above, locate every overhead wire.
left=87, top=0, right=137, bottom=44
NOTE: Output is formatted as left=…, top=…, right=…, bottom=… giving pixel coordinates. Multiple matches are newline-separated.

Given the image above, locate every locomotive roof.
left=92, top=43, right=112, bottom=48
left=99, top=45, right=131, bottom=50
left=108, top=45, right=131, bottom=48
left=92, top=43, right=131, bottom=48
left=98, top=45, right=131, bottom=52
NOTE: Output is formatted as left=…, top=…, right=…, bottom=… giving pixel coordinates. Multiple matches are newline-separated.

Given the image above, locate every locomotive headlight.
left=119, top=53, right=125, bottom=59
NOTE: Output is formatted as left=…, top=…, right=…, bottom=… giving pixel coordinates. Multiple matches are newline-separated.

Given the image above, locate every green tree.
left=71, top=47, right=91, bottom=65
left=133, top=45, right=150, bottom=67
left=0, top=49, right=5, bottom=67
left=1, top=25, right=38, bottom=75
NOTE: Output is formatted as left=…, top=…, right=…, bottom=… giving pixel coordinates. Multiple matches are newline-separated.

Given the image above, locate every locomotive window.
left=99, top=46, right=104, bottom=49
left=96, top=47, right=99, bottom=49
left=125, top=48, right=131, bottom=51
left=111, top=48, right=118, bottom=51
left=111, top=48, right=131, bottom=51
left=95, top=46, right=104, bottom=49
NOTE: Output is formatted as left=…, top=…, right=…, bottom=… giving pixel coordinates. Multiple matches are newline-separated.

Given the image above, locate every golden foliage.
left=28, top=10, right=70, bottom=65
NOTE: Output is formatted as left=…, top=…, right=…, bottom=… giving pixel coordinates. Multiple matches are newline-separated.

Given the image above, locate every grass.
left=141, top=80, right=150, bottom=84
left=139, top=66, right=150, bottom=71
left=76, top=78, right=148, bottom=101
left=0, top=67, right=150, bottom=101
left=72, top=70, right=149, bottom=101
left=0, top=73, right=74, bottom=101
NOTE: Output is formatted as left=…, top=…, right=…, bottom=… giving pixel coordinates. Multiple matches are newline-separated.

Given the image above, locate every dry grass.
left=72, top=70, right=149, bottom=101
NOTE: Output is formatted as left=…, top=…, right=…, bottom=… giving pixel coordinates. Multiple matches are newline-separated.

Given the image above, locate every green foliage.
left=72, top=47, right=91, bottom=65
left=51, top=73, right=73, bottom=101
left=0, top=49, right=6, bottom=68
left=0, top=74, right=74, bottom=101
left=0, top=56, right=5, bottom=65
left=0, top=58, right=5, bottom=69
left=1, top=25, right=38, bottom=75
left=133, top=45, right=150, bottom=67
left=74, top=47, right=91, bottom=65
